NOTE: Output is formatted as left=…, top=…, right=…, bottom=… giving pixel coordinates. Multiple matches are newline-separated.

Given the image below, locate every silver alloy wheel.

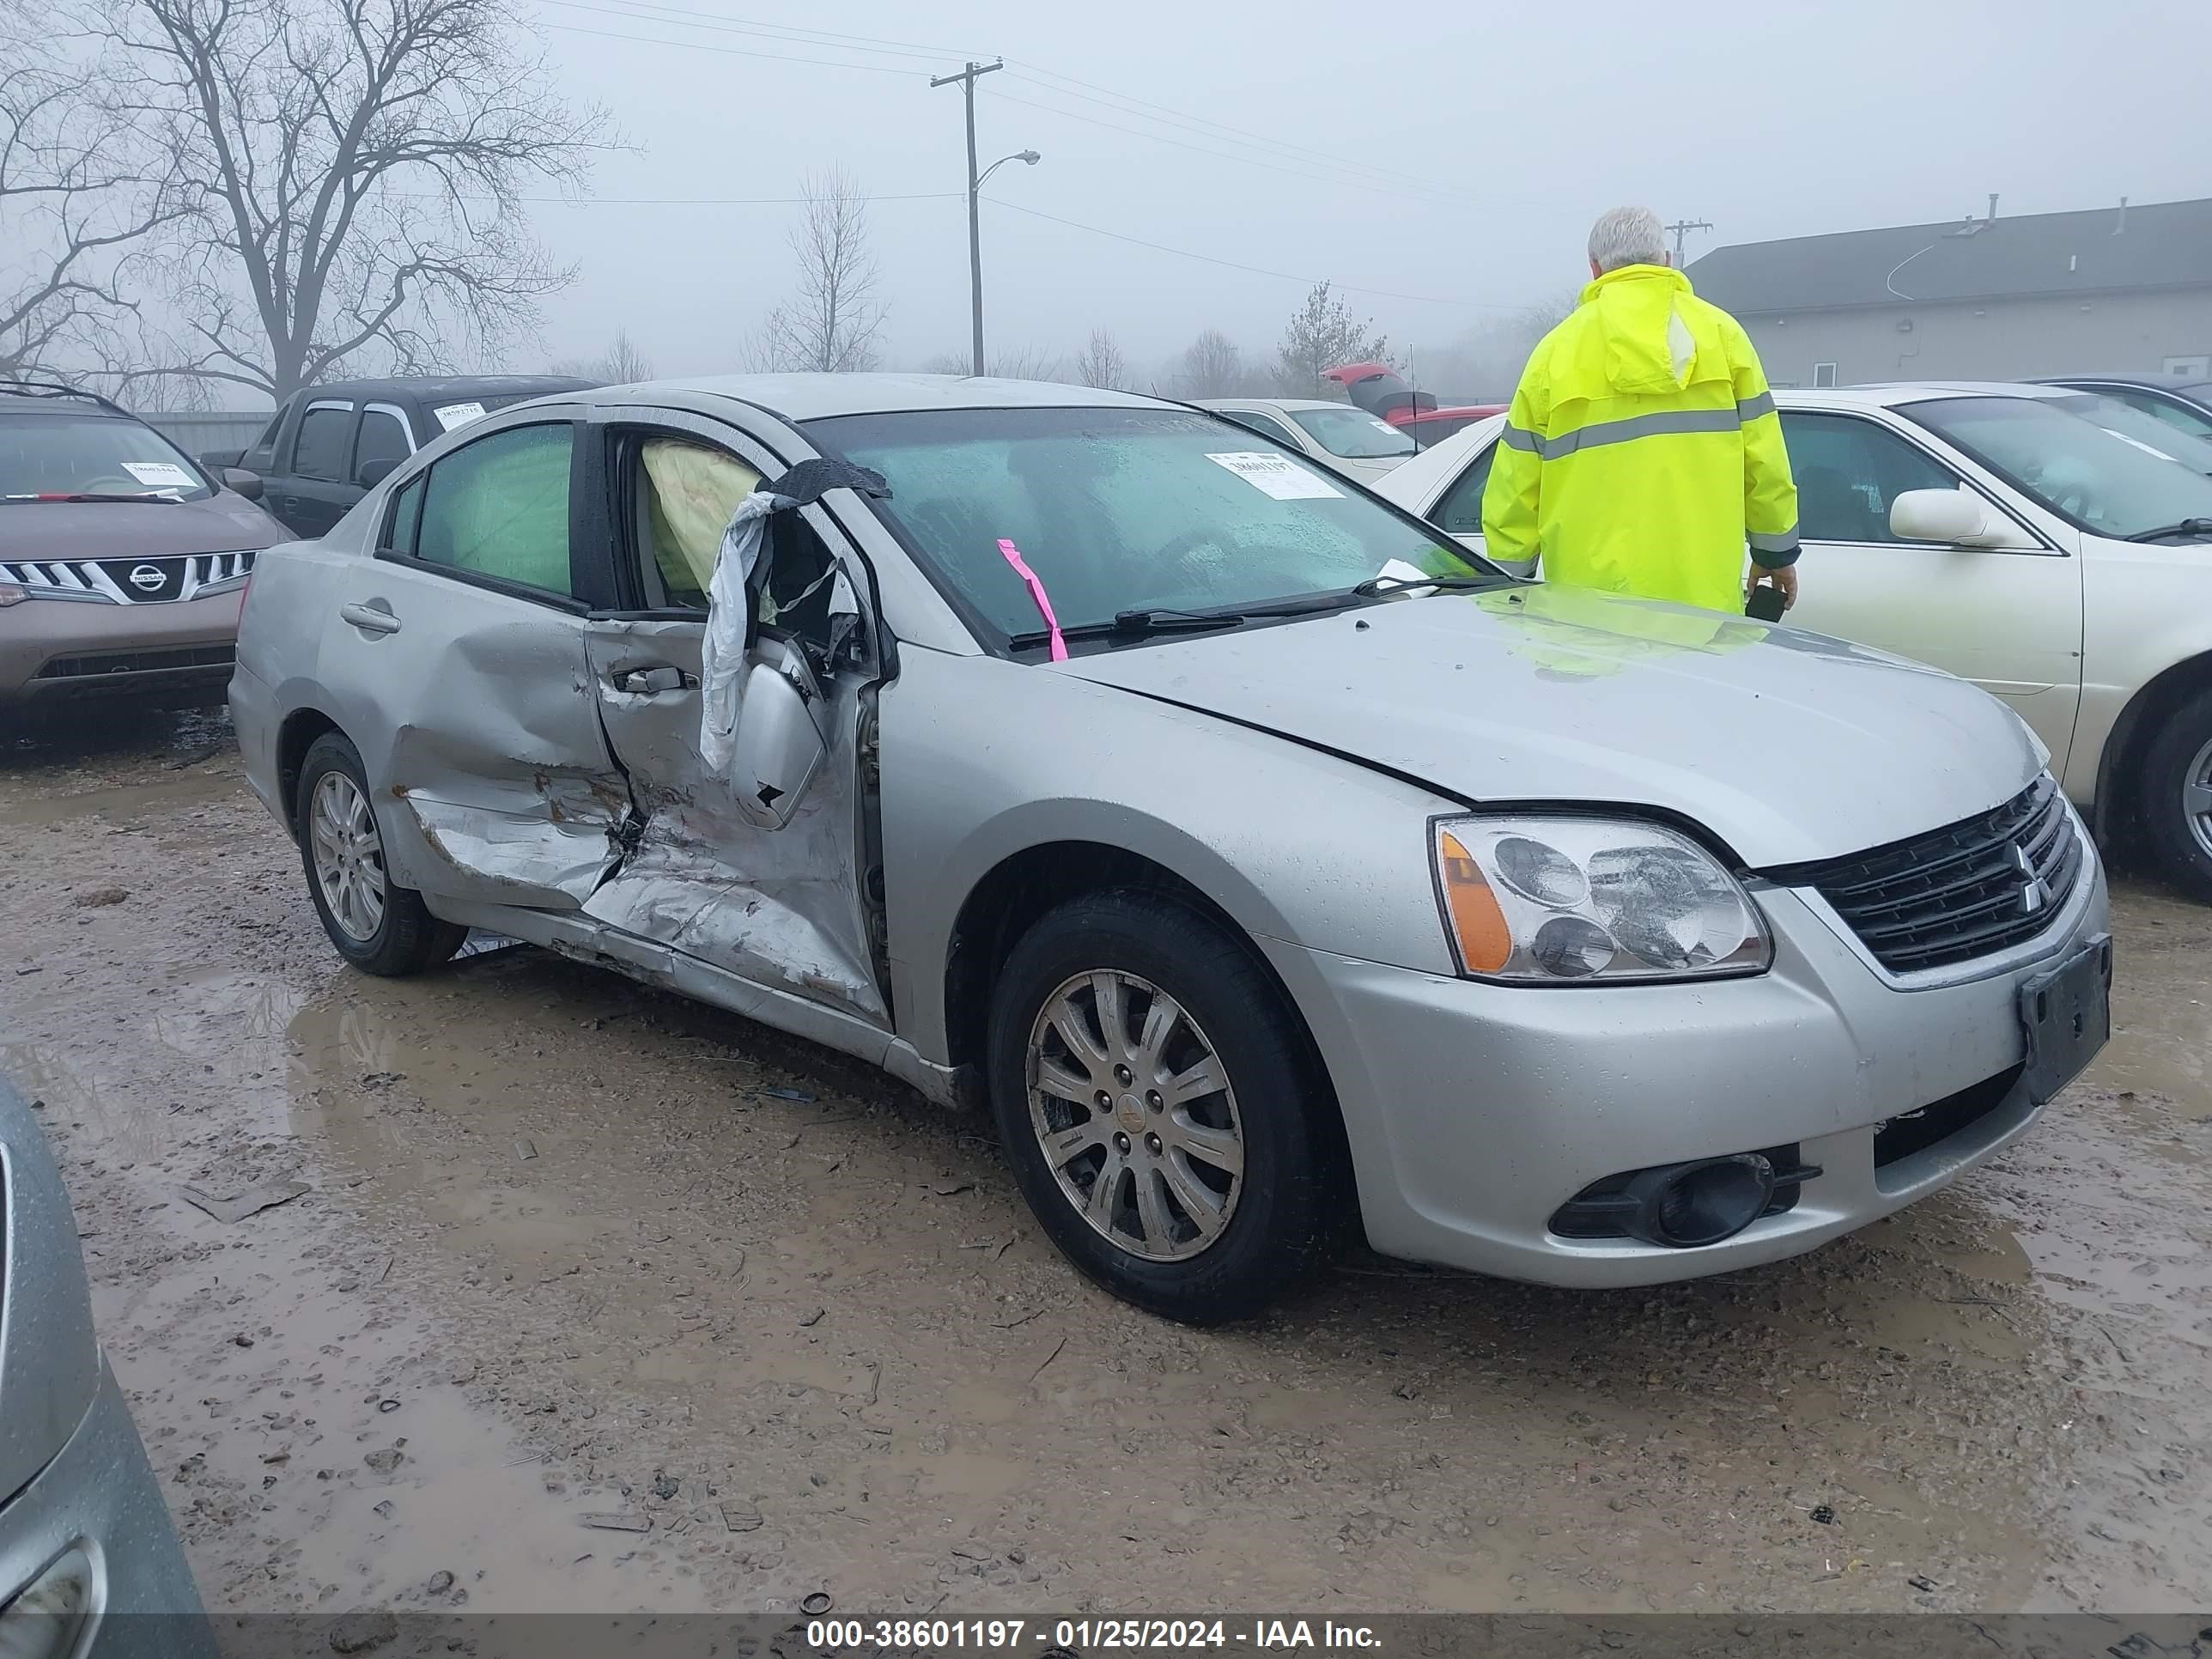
left=1024, top=969, right=1245, bottom=1262
left=2187, top=736, right=2212, bottom=861
left=309, top=770, right=388, bottom=944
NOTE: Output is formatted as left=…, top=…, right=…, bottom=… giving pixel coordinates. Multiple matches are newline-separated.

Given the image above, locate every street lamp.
left=960, top=149, right=1040, bottom=377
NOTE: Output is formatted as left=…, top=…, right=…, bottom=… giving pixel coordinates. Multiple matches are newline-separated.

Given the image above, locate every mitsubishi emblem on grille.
left=2012, top=842, right=2051, bottom=915
left=128, top=563, right=167, bottom=592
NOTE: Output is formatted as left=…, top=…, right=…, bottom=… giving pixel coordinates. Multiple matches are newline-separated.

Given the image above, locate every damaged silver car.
left=232, top=376, right=2112, bottom=1323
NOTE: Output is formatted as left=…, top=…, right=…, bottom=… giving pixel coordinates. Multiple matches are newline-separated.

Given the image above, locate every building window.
left=1813, top=362, right=1838, bottom=388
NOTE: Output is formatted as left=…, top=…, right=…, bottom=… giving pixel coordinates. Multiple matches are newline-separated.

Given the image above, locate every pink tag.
left=998, top=538, right=1067, bottom=661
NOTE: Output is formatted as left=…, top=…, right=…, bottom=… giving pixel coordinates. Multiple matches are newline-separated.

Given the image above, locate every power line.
left=542, top=19, right=927, bottom=74
left=983, top=87, right=1488, bottom=210
left=982, top=198, right=1516, bottom=311
left=538, top=0, right=954, bottom=64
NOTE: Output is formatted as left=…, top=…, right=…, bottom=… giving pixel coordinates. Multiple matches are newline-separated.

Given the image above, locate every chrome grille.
left=1768, top=776, right=2084, bottom=974
left=0, top=549, right=255, bottom=604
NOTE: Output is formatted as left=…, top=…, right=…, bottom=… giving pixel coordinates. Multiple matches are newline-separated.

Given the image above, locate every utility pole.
left=932, top=58, right=1005, bottom=377
left=1664, top=217, right=1713, bottom=265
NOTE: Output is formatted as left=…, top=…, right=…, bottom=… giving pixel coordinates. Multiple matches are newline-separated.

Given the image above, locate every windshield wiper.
left=2124, top=517, right=2212, bottom=543
left=1, top=491, right=180, bottom=504
left=1008, top=607, right=1249, bottom=650
left=1349, top=572, right=1497, bottom=598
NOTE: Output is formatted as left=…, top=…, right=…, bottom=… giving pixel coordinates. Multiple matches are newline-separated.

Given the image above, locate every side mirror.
left=222, top=467, right=264, bottom=501
left=355, top=457, right=399, bottom=489
left=199, top=448, right=243, bottom=471
left=1890, top=487, right=1997, bottom=545
left=729, top=651, right=828, bottom=830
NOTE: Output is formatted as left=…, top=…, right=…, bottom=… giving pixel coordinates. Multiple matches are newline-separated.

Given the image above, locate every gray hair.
left=1588, top=205, right=1668, bottom=272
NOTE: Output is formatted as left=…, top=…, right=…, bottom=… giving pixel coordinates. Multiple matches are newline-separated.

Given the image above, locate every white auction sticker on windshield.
left=1206, top=451, right=1343, bottom=501
left=120, top=460, right=196, bottom=488
left=431, top=402, right=487, bottom=432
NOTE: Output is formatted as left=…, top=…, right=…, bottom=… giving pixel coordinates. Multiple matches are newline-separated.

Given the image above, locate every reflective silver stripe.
left=1748, top=524, right=1801, bottom=555
left=1736, top=391, right=1777, bottom=421
left=1499, top=422, right=1542, bottom=453
left=1540, top=406, right=1741, bottom=460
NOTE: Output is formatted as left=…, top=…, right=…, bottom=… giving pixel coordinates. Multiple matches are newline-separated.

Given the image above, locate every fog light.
left=1626, top=1154, right=1775, bottom=1248
left=0, top=1545, right=94, bottom=1659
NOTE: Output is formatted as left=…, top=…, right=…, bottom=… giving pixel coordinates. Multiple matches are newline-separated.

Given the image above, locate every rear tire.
left=985, top=890, right=1336, bottom=1324
left=2138, top=687, right=2212, bottom=903
left=295, top=732, right=466, bottom=975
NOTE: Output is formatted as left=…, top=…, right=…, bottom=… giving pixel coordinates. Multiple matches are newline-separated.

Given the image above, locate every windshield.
left=1905, top=397, right=2212, bottom=540
left=811, top=405, right=1491, bottom=645
left=0, top=410, right=214, bottom=501
left=1407, top=414, right=1485, bottom=449
left=2041, top=392, right=2212, bottom=479
left=1286, top=404, right=1417, bottom=459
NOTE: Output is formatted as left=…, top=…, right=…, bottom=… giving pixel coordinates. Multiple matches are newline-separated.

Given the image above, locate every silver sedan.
left=230, top=375, right=2112, bottom=1323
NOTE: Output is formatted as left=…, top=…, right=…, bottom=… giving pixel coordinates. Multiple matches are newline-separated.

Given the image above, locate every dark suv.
left=2, top=380, right=286, bottom=716
left=210, top=375, right=595, bottom=538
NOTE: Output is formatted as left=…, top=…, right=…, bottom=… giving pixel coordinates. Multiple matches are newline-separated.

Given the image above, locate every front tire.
left=295, top=732, right=466, bottom=975
left=985, top=890, right=1337, bottom=1324
left=2138, top=687, right=2212, bottom=903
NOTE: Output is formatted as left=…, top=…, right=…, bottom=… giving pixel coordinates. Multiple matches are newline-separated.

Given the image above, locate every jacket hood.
left=1054, top=584, right=2045, bottom=868
left=1577, top=264, right=1705, bottom=398
left=0, top=492, right=285, bottom=558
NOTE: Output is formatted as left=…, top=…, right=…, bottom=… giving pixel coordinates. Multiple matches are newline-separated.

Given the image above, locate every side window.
left=1812, top=362, right=1839, bottom=389
left=245, top=408, right=283, bottom=471
left=2136, top=393, right=2212, bottom=443
left=385, top=475, right=426, bottom=556
left=1224, top=410, right=1303, bottom=448
left=354, top=410, right=410, bottom=483
left=292, top=406, right=356, bottom=482
left=412, top=423, right=576, bottom=597
left=1781, top=412, right=1960, bottom=544
left=633, top=435, right=760, bottom=610
left=1432, top=446, right=1498, bottom=536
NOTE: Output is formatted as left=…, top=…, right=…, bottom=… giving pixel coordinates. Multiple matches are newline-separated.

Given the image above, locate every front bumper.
left=0, top=1358, right=216, bottom=1658
left=0, top=593, right=243, bottom=708
left=1268, top=843, right=2111, bottom=1287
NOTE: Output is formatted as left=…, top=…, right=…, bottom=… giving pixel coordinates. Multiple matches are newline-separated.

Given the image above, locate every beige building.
left=1686, top=196, right=2212, bottom=389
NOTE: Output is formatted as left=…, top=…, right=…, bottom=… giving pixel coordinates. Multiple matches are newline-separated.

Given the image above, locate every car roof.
left=305, top=374, right=597, bottom=402
left=0, top=382, right=137, bottom=419
left=1195, top=397, right=1357, bottom=414
left=593, top=373, right=1169, bottom=423
left=2033, top=371, right=2209, bottom=391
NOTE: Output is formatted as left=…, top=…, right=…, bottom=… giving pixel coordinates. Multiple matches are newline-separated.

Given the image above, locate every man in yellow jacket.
left=1482, top=205, right=1802, bottom=616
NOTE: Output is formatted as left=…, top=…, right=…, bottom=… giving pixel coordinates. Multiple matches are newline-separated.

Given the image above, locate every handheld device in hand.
left=1746, top=583, right=1788, bottom=623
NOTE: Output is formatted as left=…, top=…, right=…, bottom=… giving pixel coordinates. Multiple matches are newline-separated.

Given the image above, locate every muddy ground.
left=1, top=710, right=2207, bottom=1620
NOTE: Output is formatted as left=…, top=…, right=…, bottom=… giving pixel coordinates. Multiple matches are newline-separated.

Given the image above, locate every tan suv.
left=1, top=381, right=286, bottom=720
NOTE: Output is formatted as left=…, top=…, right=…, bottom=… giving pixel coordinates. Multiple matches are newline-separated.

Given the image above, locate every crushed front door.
left=578, top=434, right=886, bottom=1027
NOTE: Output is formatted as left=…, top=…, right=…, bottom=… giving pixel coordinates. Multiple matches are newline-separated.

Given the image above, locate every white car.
left=1196, top=398, right=1417, bottom=483
left=1376, top=384, right=2212, bottom=901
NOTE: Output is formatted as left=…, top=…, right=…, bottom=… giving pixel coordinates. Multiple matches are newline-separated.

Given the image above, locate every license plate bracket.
left=2019, top=935, right=2112, bottom=1106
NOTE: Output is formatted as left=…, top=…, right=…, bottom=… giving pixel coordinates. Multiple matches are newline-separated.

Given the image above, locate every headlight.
left=1432, top=816, right=1771, bottom=983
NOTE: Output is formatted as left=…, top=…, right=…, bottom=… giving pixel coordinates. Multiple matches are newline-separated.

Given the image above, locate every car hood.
left=0, top=1074, right=103, bottom=1508
left=0, top=493, right=285, bottom=558
left=1054, top=584, right=2045, bottom=868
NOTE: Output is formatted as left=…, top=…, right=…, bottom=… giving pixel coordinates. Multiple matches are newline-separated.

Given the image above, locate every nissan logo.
left=128, top=563, right=167, bottom=592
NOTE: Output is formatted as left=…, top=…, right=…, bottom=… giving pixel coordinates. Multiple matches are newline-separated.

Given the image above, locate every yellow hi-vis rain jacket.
left=1481, top=264, right=1801, bottom=614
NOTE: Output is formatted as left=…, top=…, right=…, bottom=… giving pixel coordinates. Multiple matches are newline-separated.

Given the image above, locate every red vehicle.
left=1324, top=362, right=1503, bottom=450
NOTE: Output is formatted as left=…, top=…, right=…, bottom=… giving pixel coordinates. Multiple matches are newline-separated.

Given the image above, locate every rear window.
left=0, top=410, right=215, bottom=501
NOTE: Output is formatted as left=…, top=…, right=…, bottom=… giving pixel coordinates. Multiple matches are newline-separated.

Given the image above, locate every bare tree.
left=746, top=167, right=884, bottom=374
left=1176, top=328, right=1247, bottom=398
left=985, top=345, right=1066, bottom=383
left=0, top=21, right=176, bottom=379
left=550, top=327, right=653, bottom=384
left=1073, top=327, right=1127, bottom=391
left=67, top=0, right=608, bottom=399
left=1273, top=282, right=1387, bottom=398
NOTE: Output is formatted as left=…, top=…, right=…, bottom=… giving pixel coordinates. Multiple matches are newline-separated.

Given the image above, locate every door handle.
left=610, top=665, right=696, bottom=695
left=340, top=601, right=401, bottom=635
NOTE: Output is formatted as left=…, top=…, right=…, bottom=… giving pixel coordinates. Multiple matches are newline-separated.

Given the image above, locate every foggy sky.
left=529, top=0, right=2212, bottom=383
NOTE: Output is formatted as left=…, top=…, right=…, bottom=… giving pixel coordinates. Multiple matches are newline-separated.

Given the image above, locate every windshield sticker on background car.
left=431, top=402, right=488, bottom=432
left=1205, top=451, right=1344, bottom=501
left=119, top=460, right=197, bottom=488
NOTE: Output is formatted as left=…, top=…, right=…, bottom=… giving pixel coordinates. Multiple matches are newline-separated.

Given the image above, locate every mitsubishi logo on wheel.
left=2012, top=843, right=2051, bottom=915
left=128, top=563, right=167, bottom=592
